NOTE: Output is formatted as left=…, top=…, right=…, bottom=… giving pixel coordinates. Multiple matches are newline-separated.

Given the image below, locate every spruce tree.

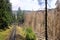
left=0, top=0, right=12, bottom=29
left=17, top=7, right=24, bottom=24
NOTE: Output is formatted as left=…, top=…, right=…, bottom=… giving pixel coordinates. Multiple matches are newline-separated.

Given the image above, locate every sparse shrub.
left=25, top=27, right=36, bottom=40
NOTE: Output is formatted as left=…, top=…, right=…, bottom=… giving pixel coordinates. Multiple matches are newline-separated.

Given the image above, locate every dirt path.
left=9, top=25, right=16, bottom=40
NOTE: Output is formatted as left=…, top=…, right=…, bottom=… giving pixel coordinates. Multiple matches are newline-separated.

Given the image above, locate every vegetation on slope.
left=0, top=26, right=13, bottom=40
left=16, top=26, right=36, bottom=40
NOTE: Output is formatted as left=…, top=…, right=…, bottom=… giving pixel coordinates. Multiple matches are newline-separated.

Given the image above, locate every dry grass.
left=16, top=26, right=26, bottom=40
left=0, top=26, right=13, bottom=40
left=16, top=26, right=26, bottom=37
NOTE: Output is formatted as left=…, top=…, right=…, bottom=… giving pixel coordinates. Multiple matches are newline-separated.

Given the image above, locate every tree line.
left=0, top=0, right=13, bottom=29
left=0, top=0, right=25, bottom=29
left=17, top=7, right=24, bottom=25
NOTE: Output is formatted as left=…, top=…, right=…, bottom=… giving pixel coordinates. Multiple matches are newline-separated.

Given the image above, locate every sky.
left=10, top=0, right=57, bottom=11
